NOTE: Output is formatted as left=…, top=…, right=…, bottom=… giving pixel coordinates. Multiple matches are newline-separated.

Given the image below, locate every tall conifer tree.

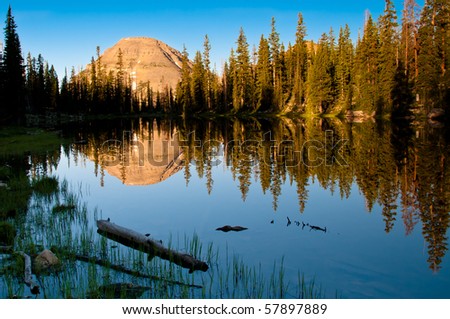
left=233, top=28, right=253, bottom=112
left=1, top=6, right=24, bottom=122
left=177, top=46, right=192, bottom=115
left=255, top=35, right=273, bottom=112
left=202, top=35, right=213, bottom=111
left=306, top=32, right=336, bottom=114
left=292, top=13, right=308, bottom=112
left=378, top=0, right=399, bottom=115
left=417, top=0, right=450, bottom=110
left=401, top=0, right=420, bottom=81
left=336, top=25, right=354, bottom=112
left=269, top=18, right=283, bottom=111
left=191, top=50, right=206, bottom=111
left=353, top=14, right=380, bottom=114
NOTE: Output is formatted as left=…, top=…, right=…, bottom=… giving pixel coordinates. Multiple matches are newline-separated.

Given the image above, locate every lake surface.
left=2, top=117, right=450, bottom=298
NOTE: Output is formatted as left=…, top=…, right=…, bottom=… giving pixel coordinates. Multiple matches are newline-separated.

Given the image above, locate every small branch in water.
left=309, top=225, right=327, bottom=233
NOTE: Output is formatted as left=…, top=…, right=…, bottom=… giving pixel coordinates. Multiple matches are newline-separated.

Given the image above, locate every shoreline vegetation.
left=0, top=121, right=329, bottom=299
left=0, top=1, right=449, bottom=124
left=0, top=171, right=326, bottom=299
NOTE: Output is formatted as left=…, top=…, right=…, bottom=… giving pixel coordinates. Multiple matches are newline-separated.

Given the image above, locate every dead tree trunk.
left=19, top=252, right=40, bottom=295
left=96, top=220, right=209, bottom=273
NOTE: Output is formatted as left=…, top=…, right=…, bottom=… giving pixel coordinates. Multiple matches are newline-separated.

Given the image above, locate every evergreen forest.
left=0, top=0, right=449, bottom=123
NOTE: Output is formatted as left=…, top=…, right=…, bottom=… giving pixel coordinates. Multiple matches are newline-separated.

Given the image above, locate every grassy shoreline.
left=1, top=173, right=327, bottom=299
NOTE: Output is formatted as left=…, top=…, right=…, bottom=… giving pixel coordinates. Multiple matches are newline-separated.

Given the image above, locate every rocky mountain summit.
left=98, top=37, right=186, bottom=93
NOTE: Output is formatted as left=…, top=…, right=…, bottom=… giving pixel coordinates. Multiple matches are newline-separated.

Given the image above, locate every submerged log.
left=96, top=220, right=208, bottom=273
left=73, top=253, right=201, bottom=288
left=18, top=252, right=40, bottom=295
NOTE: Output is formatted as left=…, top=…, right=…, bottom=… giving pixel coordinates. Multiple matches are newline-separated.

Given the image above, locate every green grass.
left=0, top=222, right=16, bottom=246
left=0, top=127, right=67, bottom=155
left=0, top=171, right=32, bottom=219
left=32, top=176, right=59, bottom=196
left=52, top=204, right=76, bottom=214
left=0, top=176, right=329, bottom=299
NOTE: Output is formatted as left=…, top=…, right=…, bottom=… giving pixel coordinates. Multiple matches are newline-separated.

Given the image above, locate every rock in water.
left=34, top=249, right=60, bottom=273
left=216, top=225, right=248, bottom=232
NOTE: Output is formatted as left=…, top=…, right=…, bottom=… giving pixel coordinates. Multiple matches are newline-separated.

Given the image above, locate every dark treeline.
left=1, top=1, right=449, bottom=123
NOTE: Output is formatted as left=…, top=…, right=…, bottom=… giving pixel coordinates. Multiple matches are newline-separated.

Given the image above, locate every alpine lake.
left=1, top=116, right=449, bottom=299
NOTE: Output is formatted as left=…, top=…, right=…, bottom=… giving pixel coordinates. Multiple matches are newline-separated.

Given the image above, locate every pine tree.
left=417, top=0, right=443, bottom=112
left=90, top=56, right=98, bottom=112
left=1, top=6, right=25, bottom=122
left=336, top=25, right=354, bottom=112
left=353, top=14, right=380, bottom=114
left=190, top=50, right=206, bottom=111
left=306, top=31, right=337, bottom=114
left=378, top=0, right=399, bottom=115
left=417, top=0, right=450, bottom=110
left=146, top=81, right=154, bottom=112
left=25, top=53, right=59, bottom=114
left=36, top=54, right=45, bottom=112
left=222, top=50, right=236, bottom=113
left=292, top=13, right=308, bottom=112
left=401, top=0, right=420, bottom=82
left=202, top=35, right=213, bottom=111
left=45, top=64, right=59, bottom=112
left=177, top=46, right=192, bottom=116
left=25, top=53, right=36, bottom=112
left=233, top=28, right=253, bottom=112
left=269, top=18, right=283, bottom=111
left=255, top=35, right=273, bottom=112
left=59, top=70, right=70, bottom=113
left=115, top=48, right=125, bottom=113
left=278, top=43, right=289, bottom=113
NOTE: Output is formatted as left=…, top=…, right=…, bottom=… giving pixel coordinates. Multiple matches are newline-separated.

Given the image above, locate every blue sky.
left=2, top=1, right=424, bottom=78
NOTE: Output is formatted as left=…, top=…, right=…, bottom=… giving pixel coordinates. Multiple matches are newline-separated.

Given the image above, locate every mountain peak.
left=97, top=37, right=185, bottom=92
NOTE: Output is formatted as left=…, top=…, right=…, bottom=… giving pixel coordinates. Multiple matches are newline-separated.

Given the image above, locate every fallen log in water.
left=96, top=220, right=209, bottom=273
left=18, top=252, right=40, bottom=295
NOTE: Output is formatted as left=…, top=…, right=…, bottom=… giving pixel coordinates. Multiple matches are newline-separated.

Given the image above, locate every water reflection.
left=64, top=117, right=450, bottom=273
left=98, top=121, right=184, bottom=185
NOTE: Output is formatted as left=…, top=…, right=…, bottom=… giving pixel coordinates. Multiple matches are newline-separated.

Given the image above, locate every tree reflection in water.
left=67, top=117, right=450, bottom=272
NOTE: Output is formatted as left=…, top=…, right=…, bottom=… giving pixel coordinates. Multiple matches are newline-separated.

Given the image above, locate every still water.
left=4, top=117, right=450, bottom=298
